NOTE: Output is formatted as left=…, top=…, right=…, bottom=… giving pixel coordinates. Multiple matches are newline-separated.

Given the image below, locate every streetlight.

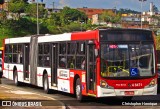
left=139, top=0, right=147, bottom=29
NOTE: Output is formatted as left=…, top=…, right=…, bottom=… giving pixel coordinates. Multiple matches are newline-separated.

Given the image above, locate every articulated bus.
left=3, top=28, right=158, bottom=101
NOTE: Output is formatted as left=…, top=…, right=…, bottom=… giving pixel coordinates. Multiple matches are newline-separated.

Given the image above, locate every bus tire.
left=75, top=78, right=83, bottom=101
left=0, top=71, right=2, bottom=78
left=43, top=74, right=50, bottom=94
left=14, top=71, right=20, bottom=86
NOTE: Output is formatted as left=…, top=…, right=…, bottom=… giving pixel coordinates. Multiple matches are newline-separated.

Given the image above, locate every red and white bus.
left=3, top=28, right=158, bottom=101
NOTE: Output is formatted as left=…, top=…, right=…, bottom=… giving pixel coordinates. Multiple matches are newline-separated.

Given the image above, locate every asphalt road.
left=0, top=78, right=160, bottom=109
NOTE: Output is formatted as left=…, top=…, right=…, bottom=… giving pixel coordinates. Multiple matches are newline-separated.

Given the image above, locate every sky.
left=34, top=0, right=160, bottom=12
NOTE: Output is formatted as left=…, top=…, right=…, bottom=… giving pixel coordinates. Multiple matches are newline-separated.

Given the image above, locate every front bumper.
left=97, top=85, right=157, bottom=97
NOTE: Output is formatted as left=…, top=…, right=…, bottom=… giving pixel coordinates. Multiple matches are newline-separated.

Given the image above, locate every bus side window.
left=59, top=43, right=66, bottom=54
left=67, top=42, right=76, bottom=69
left=59, top=56, right=66, bottom=68
left=8, top=54, right=12, bottom=63
left=59, top=43, right=67, bottom=68
left=77, top=42, right=85, bottom=55
left=38, top=56, right=43, bottom=66
left=17, top=44, right=23, bottom=64
left=81, top=58, right=85, bottom=69
left=7, top=45, right=13, bottom=63
left=76, top=56, right=85, bottom=70
left=67, top=56, right=75, bottom=69
left=4, top=54, right=9, bottom=63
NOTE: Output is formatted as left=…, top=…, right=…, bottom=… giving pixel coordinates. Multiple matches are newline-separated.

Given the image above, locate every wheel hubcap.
left=15, top=75, right=17, bottom=84
left=44, top=79, right=47, bottom=90
left=76, top=85, right=80, bottom=97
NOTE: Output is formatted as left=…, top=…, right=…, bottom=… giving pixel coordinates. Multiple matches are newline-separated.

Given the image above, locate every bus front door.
left=51, top=44, right=58, bottom=86
left=87, top=44, right=96, bottom=95
left=23, top=44, right=29, bottom=81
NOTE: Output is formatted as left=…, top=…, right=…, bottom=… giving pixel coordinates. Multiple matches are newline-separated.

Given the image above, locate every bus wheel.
left=43, top=74, right=50, bottom=94
left=76, top=78, right=83, bottom=101
left=14, top=71, right=20, bottom=86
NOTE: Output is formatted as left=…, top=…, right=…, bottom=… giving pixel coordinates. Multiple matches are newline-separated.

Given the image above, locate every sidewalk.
left=0, top=85, right=66, bottom=109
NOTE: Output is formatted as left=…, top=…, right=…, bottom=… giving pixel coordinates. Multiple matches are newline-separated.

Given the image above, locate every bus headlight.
left=145, top=79, right=157, bottom=88
left=100, top=80, right=114, bottom=89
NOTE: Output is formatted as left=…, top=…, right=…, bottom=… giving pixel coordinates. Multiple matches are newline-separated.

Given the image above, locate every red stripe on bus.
left=57, top=77, right=69, bottom=80
left=37, top=74, right=43, bottom=76
left=4, top=70, right=51, bottom=78
left=71, top=30, right=98, bottom=41
left=37, top=74, right=51, bottom=78
left=17, top=70, right=23, bottom=72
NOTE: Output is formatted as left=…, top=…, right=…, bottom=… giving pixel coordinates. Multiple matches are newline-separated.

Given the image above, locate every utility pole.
left=37, top=0, right=39, bottom=35
left=139, top=0, right=147, bottom=29
left=53, top=2, right=55, bottom=12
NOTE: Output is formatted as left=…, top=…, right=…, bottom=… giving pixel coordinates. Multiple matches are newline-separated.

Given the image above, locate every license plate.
left=125, top=91, right=134, bottom=95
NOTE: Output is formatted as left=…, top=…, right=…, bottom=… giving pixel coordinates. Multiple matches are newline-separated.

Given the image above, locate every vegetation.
left=0, top=1, right=91, bottom=46
left=156, top=35, right=160, bottom=50
left=118, top=8, right=140, bottom=14
left=0, top=1, right=159, bottom=47
left=99, top=11, right=121, bottom=24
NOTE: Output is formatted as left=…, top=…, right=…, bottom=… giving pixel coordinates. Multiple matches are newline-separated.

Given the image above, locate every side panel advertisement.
left=57, top=69, right=70, bottom=93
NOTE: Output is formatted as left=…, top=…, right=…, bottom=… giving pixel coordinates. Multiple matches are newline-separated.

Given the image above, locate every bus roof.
left=5, top=30, right=99, bottom=44
left=98, top=28, right=152, bottom=32
left=4, top=28, right=152, bottom=44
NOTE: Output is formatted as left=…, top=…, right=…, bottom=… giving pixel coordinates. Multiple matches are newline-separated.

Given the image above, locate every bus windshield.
left=101, top=44, right=155, bottom=78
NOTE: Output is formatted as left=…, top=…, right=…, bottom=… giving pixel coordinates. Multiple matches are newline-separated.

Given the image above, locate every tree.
left=0, top=10, right=7, bottom=21
left=0, top=0, right=4, bottom=4
left=150, top=15, right=160, bottom=26
left=23, top=0, right=28, bottom=3
left=25, top=3, right=46, bottom=18
left=156, top=35, right=160, bottom=50
left=8, top=0, right=26, bottom=19
left=100, top=11, right=121, bottom=24
left=118, top=8, right=140, bottom=14
left=50, top=13, right=61, bottom=26
left=60, top=7, right=87, bottom=25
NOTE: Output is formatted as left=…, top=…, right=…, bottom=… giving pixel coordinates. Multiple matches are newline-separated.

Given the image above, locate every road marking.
left=1, top=85, right=54, bottom=99
left=5, top=90, right=34, bottom=94
left=0, top=85, right=12, bottom=90
left=1, top=84, right=65, bottom=109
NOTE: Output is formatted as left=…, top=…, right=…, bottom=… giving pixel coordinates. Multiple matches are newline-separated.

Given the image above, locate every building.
left=77, top=7, right=115, bottom=25
left=0, top=0, right=8, bottom=11
left=46, top=8, right=61, bottom=14
left=77, top=7, right=114, bottom=19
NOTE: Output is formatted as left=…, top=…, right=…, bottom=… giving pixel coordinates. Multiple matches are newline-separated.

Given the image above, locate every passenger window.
left=39, top=44, right=43, bottom=54
left=67, top=56, right=75, bottom=69
left=59, top=43, right=66, bottom=54
left=59, top=56, right=66, bottom=68
left=77, top=42, right=85, bottom=55
left=13, top=45, right=17, bottom=53
left=67, top=43, right=76, bottom=54
left=44, top=44, right=50, bottom=54
left=76, top=56, right=85, bottom=69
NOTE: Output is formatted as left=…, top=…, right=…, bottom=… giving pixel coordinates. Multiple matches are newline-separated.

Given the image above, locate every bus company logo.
left=2, top=101, right=11, bottom=106
left=59, top=70, right=68, bottom=78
